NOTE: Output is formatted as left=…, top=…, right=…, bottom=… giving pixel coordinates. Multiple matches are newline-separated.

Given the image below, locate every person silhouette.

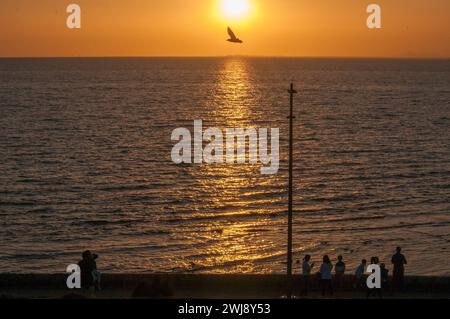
left=354, top=259, right=367, bottom=289
left=78, top=250, right=101, bottom=291
left=367, top=257, right=382, bottom=299
left=320, top=255, right=334, bottom=297
left=300, top=254, right=315, bottom=296
left=391, top=247, right=407, bottom=291
left=334, top=255, right=346, bottom=289
left=380, top=263, right=390, bottom=295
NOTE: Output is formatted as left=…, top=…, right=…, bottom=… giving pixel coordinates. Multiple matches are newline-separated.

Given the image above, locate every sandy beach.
left=1, top=274, right=449, bottom=299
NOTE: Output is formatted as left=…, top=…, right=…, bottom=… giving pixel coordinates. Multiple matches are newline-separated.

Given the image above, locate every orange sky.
left=1, top=0, right=449, bottom=58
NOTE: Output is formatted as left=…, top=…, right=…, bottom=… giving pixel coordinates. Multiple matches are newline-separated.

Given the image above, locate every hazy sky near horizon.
left=1, top=0, right=449, bottom=58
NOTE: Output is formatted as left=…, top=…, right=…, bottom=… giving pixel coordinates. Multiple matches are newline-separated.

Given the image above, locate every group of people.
left=76, top=247, right=408, bottom=297
left=299, top=247, right=408, bottom=297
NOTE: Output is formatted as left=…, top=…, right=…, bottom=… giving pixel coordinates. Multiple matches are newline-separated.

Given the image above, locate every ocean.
left=0, top=57, right=449, bottom=275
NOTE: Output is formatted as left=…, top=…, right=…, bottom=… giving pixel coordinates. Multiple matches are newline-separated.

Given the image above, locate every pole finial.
left=288, top=82, right=297, bottom=94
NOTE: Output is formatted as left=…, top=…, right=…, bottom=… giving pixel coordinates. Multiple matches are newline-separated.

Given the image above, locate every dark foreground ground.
left=1, top=274, right=449, bottom=299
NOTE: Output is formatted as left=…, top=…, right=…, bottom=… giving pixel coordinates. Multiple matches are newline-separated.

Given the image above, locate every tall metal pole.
left=287, top=83, right=297, bottom=298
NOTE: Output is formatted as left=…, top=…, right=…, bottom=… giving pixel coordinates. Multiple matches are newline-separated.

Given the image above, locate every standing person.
left=380, top=263, right=390, bottom=295
left=354, top=259, right=367, bottom=289
left=78, top=250, right=101, bottom=291
left=391, top=247, right=407, bottom=291
left=367, top=257, right=382, bottom=299
left=320, top=255, right=333, bottom=297
left=335, top=255, right=346, bottom=289
left=91, top=253, right=101, bottom=291
left=301, top=255, right=315, bottom=296
left=78, top=250, right=94, bottom=290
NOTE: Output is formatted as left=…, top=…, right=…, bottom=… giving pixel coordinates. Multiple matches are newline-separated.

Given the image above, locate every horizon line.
left=0, top=55, right=449, bottom=60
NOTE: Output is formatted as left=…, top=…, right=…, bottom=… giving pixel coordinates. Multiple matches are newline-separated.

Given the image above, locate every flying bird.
left=227, top=27, right=243, bottom=44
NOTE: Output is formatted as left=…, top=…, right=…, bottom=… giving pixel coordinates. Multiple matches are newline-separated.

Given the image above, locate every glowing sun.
left=220, top=0, right=251, bottom=20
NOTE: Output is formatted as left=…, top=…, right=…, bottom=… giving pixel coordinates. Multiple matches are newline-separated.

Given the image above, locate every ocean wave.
left=296, top=220, right=450, bottom=235
left=163, top=210, right=283, bottom=223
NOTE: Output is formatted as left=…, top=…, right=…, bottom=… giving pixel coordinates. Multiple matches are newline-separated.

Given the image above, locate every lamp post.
left=287, top=83, right=297, bottom=298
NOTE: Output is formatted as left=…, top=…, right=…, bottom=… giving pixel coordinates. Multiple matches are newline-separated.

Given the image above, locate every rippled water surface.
left=0, top=58, right=449, bottom=275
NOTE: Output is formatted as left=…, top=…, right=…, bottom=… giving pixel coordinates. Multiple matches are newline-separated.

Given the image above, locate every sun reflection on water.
left=206, top=58, right=258, bottom=127
left=186, top=58, right=281, bottom=273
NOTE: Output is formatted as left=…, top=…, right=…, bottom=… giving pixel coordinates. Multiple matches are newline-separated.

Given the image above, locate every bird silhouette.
left=227, top=27, right=243, bottom=43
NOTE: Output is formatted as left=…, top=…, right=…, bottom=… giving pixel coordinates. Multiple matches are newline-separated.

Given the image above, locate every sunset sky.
left=1, top=0, right=449, bottom=58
